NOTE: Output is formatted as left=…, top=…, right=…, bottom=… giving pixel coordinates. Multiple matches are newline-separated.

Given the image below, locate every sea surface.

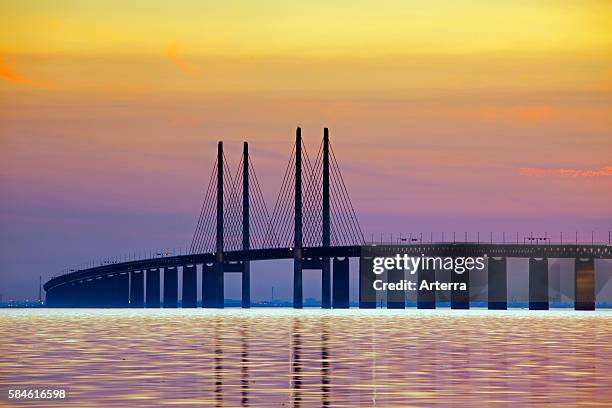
left=1, top=308, right=611, bottom=407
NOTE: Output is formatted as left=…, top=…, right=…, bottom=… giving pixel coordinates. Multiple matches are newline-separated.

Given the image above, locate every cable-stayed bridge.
left=44, top=128, right=612, bottom=310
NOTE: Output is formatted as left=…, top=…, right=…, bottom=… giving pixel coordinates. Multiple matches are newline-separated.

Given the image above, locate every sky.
left=1, top=1, right=611, bottom=300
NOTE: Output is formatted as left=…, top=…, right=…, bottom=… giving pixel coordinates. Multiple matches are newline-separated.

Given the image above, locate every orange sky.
left=1, top=1, right=611, bottom=297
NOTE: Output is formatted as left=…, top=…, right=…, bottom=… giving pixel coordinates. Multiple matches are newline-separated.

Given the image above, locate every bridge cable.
left=191, top=157, right=218, bottom=253
left=330, top=144, right=365, bottom=244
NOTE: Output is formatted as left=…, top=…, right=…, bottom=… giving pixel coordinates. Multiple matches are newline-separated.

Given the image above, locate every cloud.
left=449, top=104, right=554, bottom=124
left=166, top=44, right=201, bottom=78
left=519, top=166, right=612, bottom=178
left=0, top=55, right=46, bottom=86
left=511, top=105, right=552, bottom=123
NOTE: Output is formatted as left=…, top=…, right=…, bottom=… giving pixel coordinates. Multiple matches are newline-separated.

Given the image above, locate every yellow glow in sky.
left=2, top=0, right=611, bottom=56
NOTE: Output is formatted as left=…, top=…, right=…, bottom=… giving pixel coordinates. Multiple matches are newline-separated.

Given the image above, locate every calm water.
left=1, top=309, right=611, bottom=407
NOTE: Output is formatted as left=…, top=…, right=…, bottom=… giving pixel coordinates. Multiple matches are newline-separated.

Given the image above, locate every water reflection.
left=321, top=319, right=329, bottom=407
left=213, top=318, right=222, bottom=407
left=240, top=321, right=248, bottom=407
left=0, top=309, right=611, bottom=407
left=291, top=319, right=302, bottom=407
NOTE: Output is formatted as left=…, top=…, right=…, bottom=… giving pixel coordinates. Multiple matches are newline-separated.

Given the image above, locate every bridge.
left=44, top=128, right=612, bottom=310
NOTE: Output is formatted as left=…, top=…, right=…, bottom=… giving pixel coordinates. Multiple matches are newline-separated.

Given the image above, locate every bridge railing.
left=50, top=246, right=190, bottom=279
left=367, top=231, right=612, bottom=246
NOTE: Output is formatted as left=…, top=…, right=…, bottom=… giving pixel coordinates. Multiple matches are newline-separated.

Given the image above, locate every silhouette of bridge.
left=44, top=128, right=612, bottom=310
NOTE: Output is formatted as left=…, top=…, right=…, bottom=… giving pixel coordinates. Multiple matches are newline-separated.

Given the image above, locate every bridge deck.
left=44, top=243, right=611, bottom=291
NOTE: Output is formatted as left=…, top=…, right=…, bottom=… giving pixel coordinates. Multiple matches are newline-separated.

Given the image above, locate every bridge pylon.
left=242, top=142, right=250, bottom=308
left=293, top=127, right=303, bottom=308
left=214, top=141, right=224, bottom=308
left=321, top=128, right=331, bottom=308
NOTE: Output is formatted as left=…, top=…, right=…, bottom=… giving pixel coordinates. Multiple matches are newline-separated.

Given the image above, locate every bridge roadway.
left=44, top=243, right=611, bottom=310
left=44, top=243, right=612, bottom=291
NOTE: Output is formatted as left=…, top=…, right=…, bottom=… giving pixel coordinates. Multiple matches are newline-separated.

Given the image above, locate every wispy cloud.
left=519, top=166, right=612, bottom=178
left=0, top=55, right=49, bottom=87
left=450, top=104, right=554, bottom=124
left=166, top=44, right=201, bottom=78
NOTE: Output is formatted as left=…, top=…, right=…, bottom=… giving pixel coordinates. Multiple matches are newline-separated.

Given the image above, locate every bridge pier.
left=130, top=271, right=144, bottom=307
left=332, top=257, right=350, bottom=308
left=70, top=282, right=81, bottom=307
left=417, top=267, right=436, bottom=309
left=70, top=280, right=82, bottom=308
left=88, top=278, right=101, bottom=307
left=61, top=284, right=71, bottom=307
left=59, top=282, right=71, bottom=307
left=146, top=268, right=160, bottom=308
left=87, top=280, right=99, bottom=307
left=215, top=263, right=224, bottom=308
left=64, top=280, right=75, bottom=308
left=488, top=257, right=507, bottom=309
left=359, top=257, right=376, bottom=308
left=77, top=281, right=89, bottom=307
left=81, top=281, right=93, bottom=307
left=182, top=265, right=197, bottom=308
left=387, top=268, right=405, bottom=309
left=294, top=253, right=303, bottom=308
left=529, top=258, right=549, bottom=310
left=203, top=262, right=217, bottom=308
left=115, top=273, right=129, bottom=307
left=451, top=268, right=470, bottom=309
left=55, top=283, right=67, bottom=307
left=242, top=261, right=250, bottom=308
left=322, top=258, right=331, bottom=309
left=99, top=276, right=114, bottom=307
left=63, top=282, right=75, bottom=307
left=80, top=279, right=92, bottom=308
left=164, top=267, right=178, bottom=308
left=575, top=258, right=595, bottom=310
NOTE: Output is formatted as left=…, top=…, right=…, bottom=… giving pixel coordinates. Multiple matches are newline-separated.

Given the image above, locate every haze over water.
left=1, top=309, right=611, bottom=407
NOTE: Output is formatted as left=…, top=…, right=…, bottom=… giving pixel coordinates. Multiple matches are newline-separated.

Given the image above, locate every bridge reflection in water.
left=44, top=128, right=611, bottom=310
left=2, top=309, right=611, bottom=407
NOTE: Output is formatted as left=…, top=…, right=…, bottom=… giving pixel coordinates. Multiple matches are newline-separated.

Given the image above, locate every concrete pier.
left=164, top=266, right=178, bottom=308
left=417, top=267, right=436, bottom=309
left=332, top=257, right=349, bottom=308
left=90, top=277, right=103, bottom=307
left=203, top=262, right=217, bottom=308
left=146, top=268, right=160, bottom=308
left=387, top=268, right=405, bottom=309
left=99, top=276, right=114, bottom=307
left=130, top=271, right=144, bottom=307
left=529, top=258, right=549, bottom=310
left=182, top=265, right=197, bottom=308
left=359, top=257, right=376, bottom=308
left=575, top=258, right=595, bottom=310
left=488, top=257, right=507, bottom=310
left=77, top=280, right=90, bottom=307
left=322, top=258, right=331, bottom=309
left=115, top=273, right=129, bottom=307
left=450, top=268, right=470, bottom=309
